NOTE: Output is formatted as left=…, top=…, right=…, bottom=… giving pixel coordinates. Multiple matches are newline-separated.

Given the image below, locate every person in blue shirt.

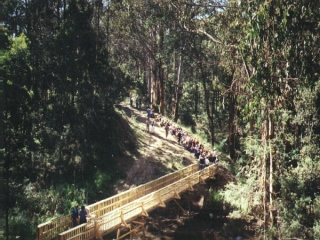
left=79, top=205, right=88, bottom=224
left=72, top=204, right=79, bottom=227
left=146, top=107, right=151, bottom=118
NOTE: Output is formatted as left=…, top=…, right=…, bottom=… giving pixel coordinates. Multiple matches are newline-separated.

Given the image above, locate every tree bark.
left=199, top=63, right=214, bottom=146
left=159, top=57, right=165, bottom=115
left=228, top=94, right=236, bottom=160
left=173, top=54, right=183, bottom=122
left=268, top=110, right=274, bottom=227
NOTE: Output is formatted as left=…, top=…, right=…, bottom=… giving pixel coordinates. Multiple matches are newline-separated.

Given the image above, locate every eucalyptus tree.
left=171, top=0, right=243, bottom=148
left=221, top=0, right=320, bottom=238
left=106, top=0, right=166, bottom=113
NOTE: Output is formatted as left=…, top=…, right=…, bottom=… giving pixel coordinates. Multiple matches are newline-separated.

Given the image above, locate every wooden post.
left=140, top=203, right=148, bottom=217
left=158, top=192, right=166, bottom=208
left=97, top=202, right=101, bottom=217
left=173, top=189, right=181, bottom=199
left=94, top=219, right=102, bottom=240
left=37, top=227, right=42, bottom=240
left=187, top=180, right=194, bottom=191
left=117, top=229, right=121, bottom=239
left=141, top=224, right=146, bottom=240
left=187, top=192, right=191, bottom=217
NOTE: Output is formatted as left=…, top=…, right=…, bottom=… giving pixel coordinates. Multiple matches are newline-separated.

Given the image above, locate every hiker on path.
left=177, top=129, right=182, bottom=144
left=151, top=120, right=155, bottom=133
left=130, top=96, right=133, bottom=107
left=147, top=107, right=151, bottom=118
left=146, top=118, right=150, bottom=133
left=165, top=122, right=170, bottom=138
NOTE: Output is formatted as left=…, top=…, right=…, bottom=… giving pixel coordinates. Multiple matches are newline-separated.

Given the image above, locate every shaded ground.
left=106, top=103, right=257, bottom=240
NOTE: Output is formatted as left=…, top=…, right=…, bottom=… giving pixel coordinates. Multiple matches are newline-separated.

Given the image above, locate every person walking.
left=198, top=154, right=206, bottom=170
left=151, top=120, right=155, bottom=133
left=79, top=205, right=88, bottom=224
left=177, top=130, right=182, bottom=144
left=72, top=204, right=79, bottom=227
left=130, top=96, right=133, bottom=107
left=146, top=107, right=151, bottom=118
left=165, top=123, right=170, bottom=138
left=146, top=118, right=150, bottom=133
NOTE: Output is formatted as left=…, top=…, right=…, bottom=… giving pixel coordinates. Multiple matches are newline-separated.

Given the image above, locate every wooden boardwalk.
left=37, top=163, right=218, bottom=240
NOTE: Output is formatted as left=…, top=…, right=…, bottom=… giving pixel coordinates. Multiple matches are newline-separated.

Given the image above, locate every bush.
left=179, top=112, right=196, bottom=127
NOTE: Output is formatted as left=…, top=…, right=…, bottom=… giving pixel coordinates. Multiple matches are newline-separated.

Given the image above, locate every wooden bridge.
left=37, top=163, right=218, bottom=240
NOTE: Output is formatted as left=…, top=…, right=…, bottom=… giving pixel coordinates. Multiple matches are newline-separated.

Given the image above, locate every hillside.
left=111, top=103, right=253, bottom=240
left=115, top=102, right=198, bottom=191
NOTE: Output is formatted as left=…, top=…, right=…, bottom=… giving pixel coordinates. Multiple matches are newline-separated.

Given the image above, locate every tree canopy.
left=3, top=0, right=320, bottom=239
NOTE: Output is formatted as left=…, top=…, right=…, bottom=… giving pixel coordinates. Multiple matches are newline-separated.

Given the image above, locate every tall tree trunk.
left=263, top=138, right=267, bottom=240
left=159, top=58, right=165, bottom=115
left=63, top=0, right=66, bottom=20
left=57, top=0, right=60, bottom=27
left=173, top=54, right=183, bottom=122
left=195, top=84, right=198, bottom=119
left=268, top=110, right=274, bottom=227
left=158, top=28, right=165, bottom=115
left=151, top=62, right=157, bottom=107
left=229, top=94, right=236, bottom=159
left=199, top=63, right=214, bottom=146
left=146, top=57, right=152, bottom=106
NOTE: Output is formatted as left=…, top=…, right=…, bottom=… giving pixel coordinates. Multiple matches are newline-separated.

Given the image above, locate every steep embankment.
left=111, top=103, right=250, bottom=240
left=115, top=102, right=198, bottom=191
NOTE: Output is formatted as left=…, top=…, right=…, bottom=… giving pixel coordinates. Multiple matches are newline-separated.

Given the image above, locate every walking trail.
left=115, top=102, right=197, bottom=192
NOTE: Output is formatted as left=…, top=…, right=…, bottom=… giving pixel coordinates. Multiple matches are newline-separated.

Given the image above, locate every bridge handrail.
left=58, top=164, right=217, bottom=239
left=38, top=163, right=199, bottom=240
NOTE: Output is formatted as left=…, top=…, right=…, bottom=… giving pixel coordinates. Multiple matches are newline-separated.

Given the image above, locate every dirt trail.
left=116, top=102, right=197, bottom=191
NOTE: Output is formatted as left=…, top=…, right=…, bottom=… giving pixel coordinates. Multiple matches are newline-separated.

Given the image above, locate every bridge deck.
left=37, top=163, right=217, bottom=240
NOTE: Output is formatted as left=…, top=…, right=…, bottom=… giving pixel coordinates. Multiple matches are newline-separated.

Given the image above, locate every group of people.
left=141, top=104, right=220, bottom=170
left=159, top=120, right=220, bottom=170
left=130, top=96, right=142, bottom=109
left=72, top=204, right=89, bottom=227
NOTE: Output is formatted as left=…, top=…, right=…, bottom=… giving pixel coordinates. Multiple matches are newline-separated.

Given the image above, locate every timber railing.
left=37, top=163, right=201, bottom=240
left=94, top=164, right=217, bottom=238
left=57, top=164, right=217, bottom=239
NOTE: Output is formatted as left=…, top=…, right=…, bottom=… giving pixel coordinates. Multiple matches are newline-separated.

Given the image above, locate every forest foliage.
left=3, top=0, right=320, bottom=239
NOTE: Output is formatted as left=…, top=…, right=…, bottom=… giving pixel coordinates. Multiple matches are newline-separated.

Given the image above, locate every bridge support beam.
left=158, top=192, right=166, bottom=208
left=173, top=199, right=186, bottom=214
left=120, top=211, right=129, bottom=227
left=188, top=181, right=194, bottom=191
left=173, top=189, right=181, bottom=199
left=116, top=220, right=146, bottom=240
left=140, top=202, right=148, bottom=217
